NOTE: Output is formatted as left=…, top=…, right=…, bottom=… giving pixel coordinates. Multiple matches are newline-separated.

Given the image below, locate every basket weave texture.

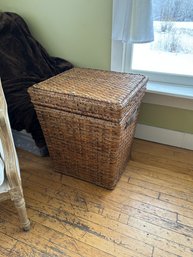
left=29, top=68, right=148, bottom=189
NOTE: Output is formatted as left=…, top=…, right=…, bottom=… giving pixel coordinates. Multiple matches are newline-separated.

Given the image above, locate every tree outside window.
left=131, top=0, right=193, bottom=77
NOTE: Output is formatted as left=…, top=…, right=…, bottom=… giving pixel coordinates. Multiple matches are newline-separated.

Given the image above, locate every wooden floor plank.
left=15, top=178, right=193, bottom=256
left=28, top=200, right=193, bottom=256
left=131, top=150, right=193, bottom=176
left=0, top=205, right=141, bottom=257
left=24, top=171, right=176, bottom=220
left=0, top=231, right=17, bottom=252
left=128, top=176, right=193, bottom=203
left=0, top=205, right=116, bottom=257
left=1, top=139, right=193, bottom=257
left=22, top=173, right=177, bottom=223
left=126, top=162, right=193, bottom=193
left=25, top=198, right=153, bottom=257
left=178, top=215, right=193, bottom=228
left=153, top=247, right=182, bottom=257
left=127, top=216, right=193, bottom=251
left=132, top=139, right=193, bottom=166
left=0, top=209, right=95, bottom=257
left=21, top=160, right=159, bottom=199
left=9, top=241, right=47, bottom=257
left=0, top=248, right=12, bottom=257
left=160, top=193, right=193, bottom=212
left=22, top=189, right=193, bottom=257
left=22, top=173, right=193, bottom=238
left=128, top=160, right=193, bottom=183
left=59, top=172, right=193, bottom=220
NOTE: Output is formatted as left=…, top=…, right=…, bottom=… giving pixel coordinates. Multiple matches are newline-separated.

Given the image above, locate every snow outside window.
left=131, top=0, right=193, bottom=84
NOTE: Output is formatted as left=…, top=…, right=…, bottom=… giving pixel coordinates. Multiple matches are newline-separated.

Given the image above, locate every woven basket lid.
left=29, top=68, right=148, bottom=122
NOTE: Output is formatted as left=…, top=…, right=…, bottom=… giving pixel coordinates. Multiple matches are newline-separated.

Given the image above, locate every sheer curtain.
left=111, top=0, right=154, bottom=72
left=112, top=0, right=154, bottom=43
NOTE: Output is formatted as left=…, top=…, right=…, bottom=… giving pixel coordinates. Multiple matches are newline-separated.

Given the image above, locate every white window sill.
left=143, top=82, right=193, bottom=110
left=147, top=81, right=193, bottom=100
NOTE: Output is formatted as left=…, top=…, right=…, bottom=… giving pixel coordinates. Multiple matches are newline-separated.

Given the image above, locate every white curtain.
left=112, top=0, right=154, bottom=43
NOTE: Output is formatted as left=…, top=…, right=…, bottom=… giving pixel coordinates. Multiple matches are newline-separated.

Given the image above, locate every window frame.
left=124, top=42, right=193, bottom=87
left=111, top=0, right=193, bottom=115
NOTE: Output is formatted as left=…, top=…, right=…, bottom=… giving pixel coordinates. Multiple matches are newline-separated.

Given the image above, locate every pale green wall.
left=0, top=0, right=112, bottom=70
left=1, top=0, right=193, bottom=134
left=139, top=103, right=193, bottom=134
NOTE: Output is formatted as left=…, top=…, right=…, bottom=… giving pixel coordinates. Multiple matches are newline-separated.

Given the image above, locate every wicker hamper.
left=28, top=68, right=148, bottom=189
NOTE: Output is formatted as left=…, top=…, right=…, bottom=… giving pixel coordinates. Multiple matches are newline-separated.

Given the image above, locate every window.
left=129, top=0, right=193, bottom=86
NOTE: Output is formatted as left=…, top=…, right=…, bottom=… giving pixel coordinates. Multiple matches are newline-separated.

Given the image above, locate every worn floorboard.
left=0, top=139, right=193, bottom=257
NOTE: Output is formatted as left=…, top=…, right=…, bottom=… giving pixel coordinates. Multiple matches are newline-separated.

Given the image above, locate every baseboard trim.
left=135, top=124, right=193, bottom=151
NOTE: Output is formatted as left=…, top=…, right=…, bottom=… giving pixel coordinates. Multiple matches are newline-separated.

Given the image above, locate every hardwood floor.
left=1, top=139, right=193, bottom=257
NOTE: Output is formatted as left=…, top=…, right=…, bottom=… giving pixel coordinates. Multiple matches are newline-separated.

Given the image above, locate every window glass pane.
left=131, top=0, right=193, bottom=76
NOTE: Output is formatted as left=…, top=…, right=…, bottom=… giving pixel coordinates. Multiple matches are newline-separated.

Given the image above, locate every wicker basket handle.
left=125, top=107, right=139, bottom=129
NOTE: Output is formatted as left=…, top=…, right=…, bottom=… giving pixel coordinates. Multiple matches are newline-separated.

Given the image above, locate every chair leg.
left=14, top=197, right=30, bottom=231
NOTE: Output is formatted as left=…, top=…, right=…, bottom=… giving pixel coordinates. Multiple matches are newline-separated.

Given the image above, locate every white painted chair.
left=0, top=79, right=30, bottom=231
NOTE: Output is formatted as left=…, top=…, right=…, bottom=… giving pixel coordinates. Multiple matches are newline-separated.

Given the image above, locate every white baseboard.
left=135, top=124, right=193, bottom=151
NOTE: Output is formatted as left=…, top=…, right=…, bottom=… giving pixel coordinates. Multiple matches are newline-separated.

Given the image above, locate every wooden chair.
left=0, top=79, right=30, bottom=231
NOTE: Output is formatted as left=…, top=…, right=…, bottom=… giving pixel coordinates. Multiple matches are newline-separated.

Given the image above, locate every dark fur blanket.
left=0, top=12, right=73, bottom=147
